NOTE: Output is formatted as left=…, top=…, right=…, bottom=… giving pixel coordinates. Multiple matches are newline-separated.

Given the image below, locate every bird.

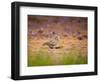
left=43, top=41, right=56, bottom=49
left=42, top=41, right=63, bottom=49
left=42, top=32, right=63, bottom=49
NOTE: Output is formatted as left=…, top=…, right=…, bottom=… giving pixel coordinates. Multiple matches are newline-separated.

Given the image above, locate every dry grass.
left=28, top=36, right=88, bottom=66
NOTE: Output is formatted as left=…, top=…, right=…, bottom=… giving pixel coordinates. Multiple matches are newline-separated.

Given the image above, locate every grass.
left=61, top=50, right=87, bottom=65
left=28, top=49, right=87, bottom=66
left=28, top=50, right=54, bottom=66
left=28, top=36, right=87, bottom=66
